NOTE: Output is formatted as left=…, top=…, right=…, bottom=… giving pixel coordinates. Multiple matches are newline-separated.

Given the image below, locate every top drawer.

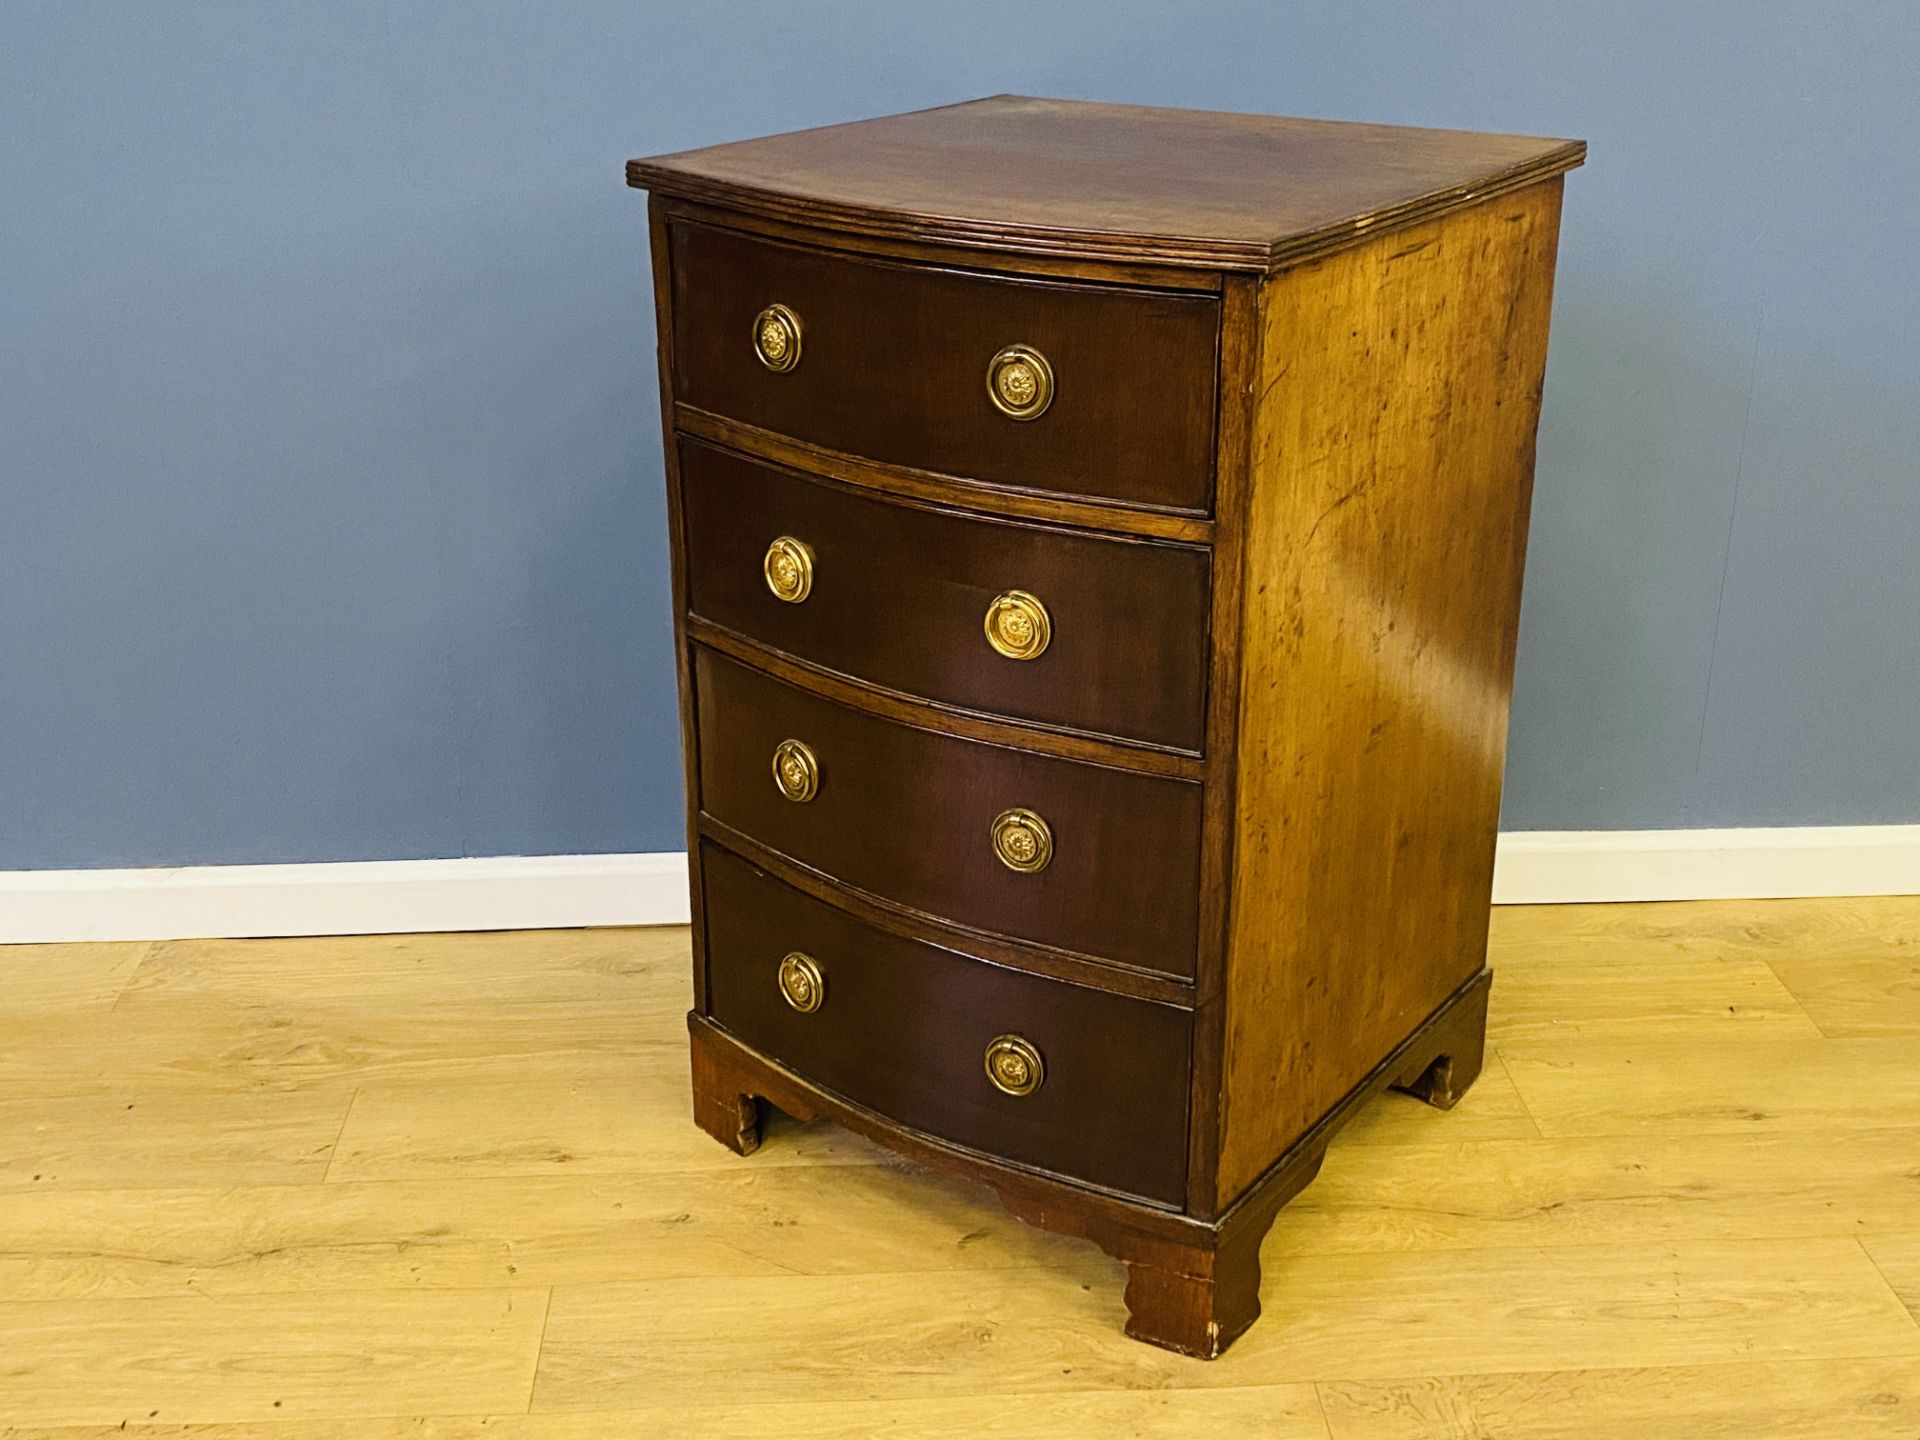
left=668, top=221, right=1221, bottom=514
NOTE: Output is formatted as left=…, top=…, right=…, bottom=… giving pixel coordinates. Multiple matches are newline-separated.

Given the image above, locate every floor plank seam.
left=531, top=1258, right=1123, bottom=1293
left=1492, top=1043, right=1549, bottom=1140
left=1856, top=1235, right=1920, bottom=1335
left=1757, top=951, right=1843, bottom=1039
left=318, top=1087, right=361, bottom=1183
left=4, top=1233, right=1900, bottom=1309
left=0, top=1156, right=912, bottom=1203
left=512, top=1380, right=1338, bottom=1425
left=1304, top=1380, right=1339, bottom=1439
left=1422, top=1351, right=1920, bottom=1380
left=1287, top=1344, right=1920, bottom=1390
left=0, top=1281, right=561, bottom=1313
left=102, top=940, right=159, bottom=1014
left=526, top=1286, right=556, bottom=1415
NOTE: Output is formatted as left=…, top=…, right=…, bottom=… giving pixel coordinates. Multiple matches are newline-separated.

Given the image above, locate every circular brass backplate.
left=763, top=535, right=814, bottom=603
left=753, top=303, right=803, bottom=373
left=990, top=808, right=1054, bottom=874
left=771, top=738, right=820, bottom=803
left=986, top=344, right=1054, bottom=420
left=777, top=951, right=825, bottom=1013
left=984, top=589, right=1051, bottom=661
left=984, top=1034, right=1045, bottom=1097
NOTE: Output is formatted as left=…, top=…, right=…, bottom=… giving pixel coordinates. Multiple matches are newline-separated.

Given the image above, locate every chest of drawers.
left=628, top=96, right=1583, bottom=1357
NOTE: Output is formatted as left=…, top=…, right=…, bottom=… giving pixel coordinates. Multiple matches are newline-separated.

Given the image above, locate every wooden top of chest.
left=628, top=94, right=1583, bottom=273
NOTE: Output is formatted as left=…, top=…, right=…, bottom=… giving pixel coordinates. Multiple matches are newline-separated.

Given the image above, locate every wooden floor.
left=3, top=898, right=1919, bottom=1437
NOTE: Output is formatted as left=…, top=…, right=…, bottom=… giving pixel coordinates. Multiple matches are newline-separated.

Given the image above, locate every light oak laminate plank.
left=1489, top=895, right=1914, bottom=958
left=1269, top=1129, right=1920, bottom=1257
left=1758, top=898, right=1920, bottom=1036
left=1493, top=896, right=1920, bottom=1039
left=1487, top=899, right=1832, bottom=1044
left=1486, top=948, right=1821, bottom=1043
left=0, top=1288, right=547, bottom=1428
left=1770, top=950, right=1920, bottom=1037
left=1500, top=1035, right=1920, bottom=1137
left=0, top=1164, right=1072, bottom=1302
left=326, top=1054, right=880, bottom=1183
left=121, top=927, right=689, bottom=1010
left=0, top=997, right=675, bottom=1101
left=1488, top=897, right=1781, bottom=955
left=1329, top=1053, right=1542, bottom=1147
left=0, top=941, right=149, bottom=1016
left=530, top=1237, right=1920, bottom=1408
left=0, top=1384, right=1331, bottom=1440
left=0, top=1088, right=352, bottom=1191
left=1317, top=1355, right=1920, bottom=1440
left=1862, top=1233, right=1920, bottom=1325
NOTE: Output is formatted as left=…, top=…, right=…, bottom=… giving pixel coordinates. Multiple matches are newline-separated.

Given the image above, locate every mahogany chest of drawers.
left=628, top=96, right=1583, bottom=1357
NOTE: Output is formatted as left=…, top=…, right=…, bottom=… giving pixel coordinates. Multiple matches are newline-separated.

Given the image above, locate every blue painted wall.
left=3, top=2, right=1915, bottom=868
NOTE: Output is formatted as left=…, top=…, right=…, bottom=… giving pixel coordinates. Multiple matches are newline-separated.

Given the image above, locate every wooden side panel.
left=1216, top=179, right=1568, bottom=1203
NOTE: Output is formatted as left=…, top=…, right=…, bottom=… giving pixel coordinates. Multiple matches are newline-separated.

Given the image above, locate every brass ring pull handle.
left=984, top=589, right=1051, bottom=660
left=753, top=303, right=803, bottom=372
left=771, top=738, right=820, bottom=803
left=777, top=951, right=825, bottom=1013
left=991, top=808, right=1054, bottom=874
left=987, top=344, right=1054, bottom=420
left=763, top=536, right=814, bottom=603
left=984, top=1034, right=1045, bottom=1096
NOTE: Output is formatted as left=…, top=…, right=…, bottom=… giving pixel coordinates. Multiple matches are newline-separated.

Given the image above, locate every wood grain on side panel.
left=1216, top=179, right=1568, bottom=1203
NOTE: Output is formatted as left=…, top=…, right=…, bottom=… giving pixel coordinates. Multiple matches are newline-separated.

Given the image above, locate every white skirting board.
left=1, top=828, right=1915, bottom=944
left=1490, top=825, right=1920, bottom=905
left=0, top=853, right=692, bottom=945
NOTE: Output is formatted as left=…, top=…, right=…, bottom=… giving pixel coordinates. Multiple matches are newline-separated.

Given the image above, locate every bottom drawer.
left=701, top=844, right=1192, bottom=1206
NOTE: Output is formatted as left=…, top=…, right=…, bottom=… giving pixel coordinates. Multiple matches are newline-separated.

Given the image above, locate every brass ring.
left=753, top=303, right=802, bottom=373
left=987, top=344, right=1054, bottom=420
left=771, top=738, right=819, bottom=803
left=984, top=590, right=1051, bottom=661
left=984, top=1034, right=1045, bottom=1097
left=991, top=808, right=1053, bottom=874
left=763, top=536, right=814, bottom=603
left=777, top=951, right=825, bottom=1013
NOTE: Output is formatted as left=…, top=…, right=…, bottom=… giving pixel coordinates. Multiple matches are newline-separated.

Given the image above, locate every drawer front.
left=701, top=843, right=1192, bottom=1206
left=695, top=647, right=1202, bottom=978
left=669, top=221, right=1220, bottom=513
left=681, top=441, right=1211, bottom=752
